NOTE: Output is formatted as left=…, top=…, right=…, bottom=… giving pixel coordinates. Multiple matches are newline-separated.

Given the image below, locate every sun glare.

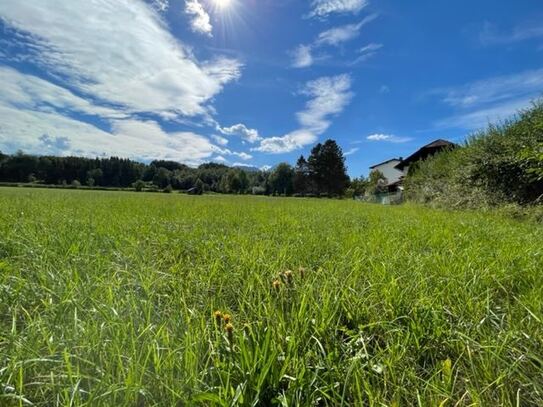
left=215, top=0, right=232, bottom=9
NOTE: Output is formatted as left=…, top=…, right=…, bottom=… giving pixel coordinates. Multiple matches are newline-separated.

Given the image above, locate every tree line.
left=0, top=139, right=376, bottom=197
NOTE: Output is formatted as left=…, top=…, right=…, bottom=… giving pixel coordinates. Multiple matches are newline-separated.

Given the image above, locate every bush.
left=163, top=184, right=173, bottom=193
left=133, top=179, right=146, bottom=192
left=405, top=101, right=543, bottom=208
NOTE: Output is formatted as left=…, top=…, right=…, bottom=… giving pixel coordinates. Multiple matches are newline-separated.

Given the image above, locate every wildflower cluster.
left=272, top=266, right=307, bottom=290
left=213, top=310, right=234, bottom=341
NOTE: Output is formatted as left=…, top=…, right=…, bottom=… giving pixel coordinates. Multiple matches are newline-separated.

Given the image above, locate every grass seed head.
left=284, top=270, right=293, bottom=284
left=213, top=310, right=222, bottom=325
left=298, top=266, right=306, bottom=278
left=272, top=279, right=281, bottom=290
left=223, top=313, right=231, bottom=324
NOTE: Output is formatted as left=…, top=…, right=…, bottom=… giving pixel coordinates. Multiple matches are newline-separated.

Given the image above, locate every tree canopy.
left=0, top=138, right=353, bottom=197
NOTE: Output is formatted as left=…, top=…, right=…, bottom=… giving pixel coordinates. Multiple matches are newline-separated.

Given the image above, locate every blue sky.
left=0, top=0, right=542, bottom=176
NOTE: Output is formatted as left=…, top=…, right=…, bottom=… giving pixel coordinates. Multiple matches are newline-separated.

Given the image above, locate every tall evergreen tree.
left=293, top=155, right=310, bottom=195
left=307, top=139, right=349, bottom=196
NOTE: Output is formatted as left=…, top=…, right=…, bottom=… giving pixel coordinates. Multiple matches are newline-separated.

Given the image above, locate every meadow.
left=1, top=187, right=542, bottom=406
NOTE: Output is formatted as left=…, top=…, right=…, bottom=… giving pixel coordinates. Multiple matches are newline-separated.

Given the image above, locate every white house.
left=369, top=158, right=403, bottom=186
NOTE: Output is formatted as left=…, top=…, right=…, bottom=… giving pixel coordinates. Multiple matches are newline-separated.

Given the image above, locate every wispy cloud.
left=0, top=66, right=126, bottom=119
left=316, top=15, right=377, bottom=46
left=218, top=123, right=261, bottom=143
left=350, top=42, right=383, bottom=65
left=152, top=0, right=169, bottom=12
left=0, top=0, right=240, bottom=120
left=367, top=134, right=412, bottom=143
left=291, top=45, right=314, bottom=68
left=255, top=75, right=353, bottom=153
left=358, top=42, right=383, bottom=54
left=211, top=135, right=229, bottom=146
left=435, top=98, right=535, bottom=130
left=431, top=69, right=543, bottom=130
left=308, top=0, right=369, bottom=19
left=344, top=147, right=359, bottom=156
left=185, top=0, right=213, bottom=37
left=291, top=15, right=378, bottom=68
left=480, top=21, right=543, bottom=45
left=435, top=69, right=543, bottom=108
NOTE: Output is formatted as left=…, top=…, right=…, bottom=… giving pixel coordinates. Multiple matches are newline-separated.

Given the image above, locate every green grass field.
left=1, top=187, right=542, bottom=406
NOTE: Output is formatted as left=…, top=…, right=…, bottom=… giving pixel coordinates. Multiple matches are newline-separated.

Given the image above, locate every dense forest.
left=0, top=139, right=355, bottom=197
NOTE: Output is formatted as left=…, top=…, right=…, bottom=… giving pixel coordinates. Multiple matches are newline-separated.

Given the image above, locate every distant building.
left=394, top=139, right=456, bottom=175
left=369, top=158, right=404, bottom=191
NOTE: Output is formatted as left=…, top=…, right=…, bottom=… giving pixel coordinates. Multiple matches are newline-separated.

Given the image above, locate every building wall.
left=372, top=160, right=403, bottom=184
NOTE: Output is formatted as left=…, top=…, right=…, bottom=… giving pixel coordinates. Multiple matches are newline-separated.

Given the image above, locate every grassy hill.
left=1, top=188, right=542, bottom=406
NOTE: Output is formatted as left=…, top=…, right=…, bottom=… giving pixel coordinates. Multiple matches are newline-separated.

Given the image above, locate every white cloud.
left=316, top=16, right=376, bottom=46
left=350, top=42, right=383, bottom=65
left=111, top=120, right=219, bottom=163
left=344, top=147, right=359, bottom=156
left=0, top=0, right=240, bottom=120
left=152, top=0, right=169, bottom=12
left=291, top=15, right=377, bottom=68
left=0, top=66, right=243, bottom=166
left=316, top=24, right=361, bottom=46
left=308, top=0, right=369, bottom=18
left=0, top=103, right=220, bottom=165
left=211, top=146, right=254, bottom=161
left=367, top=134, right=412, bottom=143
left=256, top=130, right=318, bottom=154
left=255, top=75, right=353, bottom=153
left=212, top=155, right=228, bottom=163
left=297, top=74, right=353, bottom=134
left=218, top=123, right=261, bottom=143
left=211, top=135, right=229, bottom=146
left=185, top=0, right=213, bottom=37
left=291, top=45, right=314, bottom=68
left=0, top=66, right=126, bottom=119
left=358, top=42, right=383, bottom=54
left=233, top=152, right=253, bottom=160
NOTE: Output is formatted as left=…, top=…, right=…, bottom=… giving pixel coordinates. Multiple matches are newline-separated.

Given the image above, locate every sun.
left=214, top=0, right=232, bottom=9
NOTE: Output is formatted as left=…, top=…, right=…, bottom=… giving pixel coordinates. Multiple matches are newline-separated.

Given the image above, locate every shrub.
left=163, top=184, right=173, bottom=193
left=133, top=179, right=146, bottom=192
left=405, top=101, right=543, bottom=208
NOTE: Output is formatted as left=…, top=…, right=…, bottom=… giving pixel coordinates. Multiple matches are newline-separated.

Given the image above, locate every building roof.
left=395, top=139, right=456, bottom=171
left=369, top=158, right=401, bottom=169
